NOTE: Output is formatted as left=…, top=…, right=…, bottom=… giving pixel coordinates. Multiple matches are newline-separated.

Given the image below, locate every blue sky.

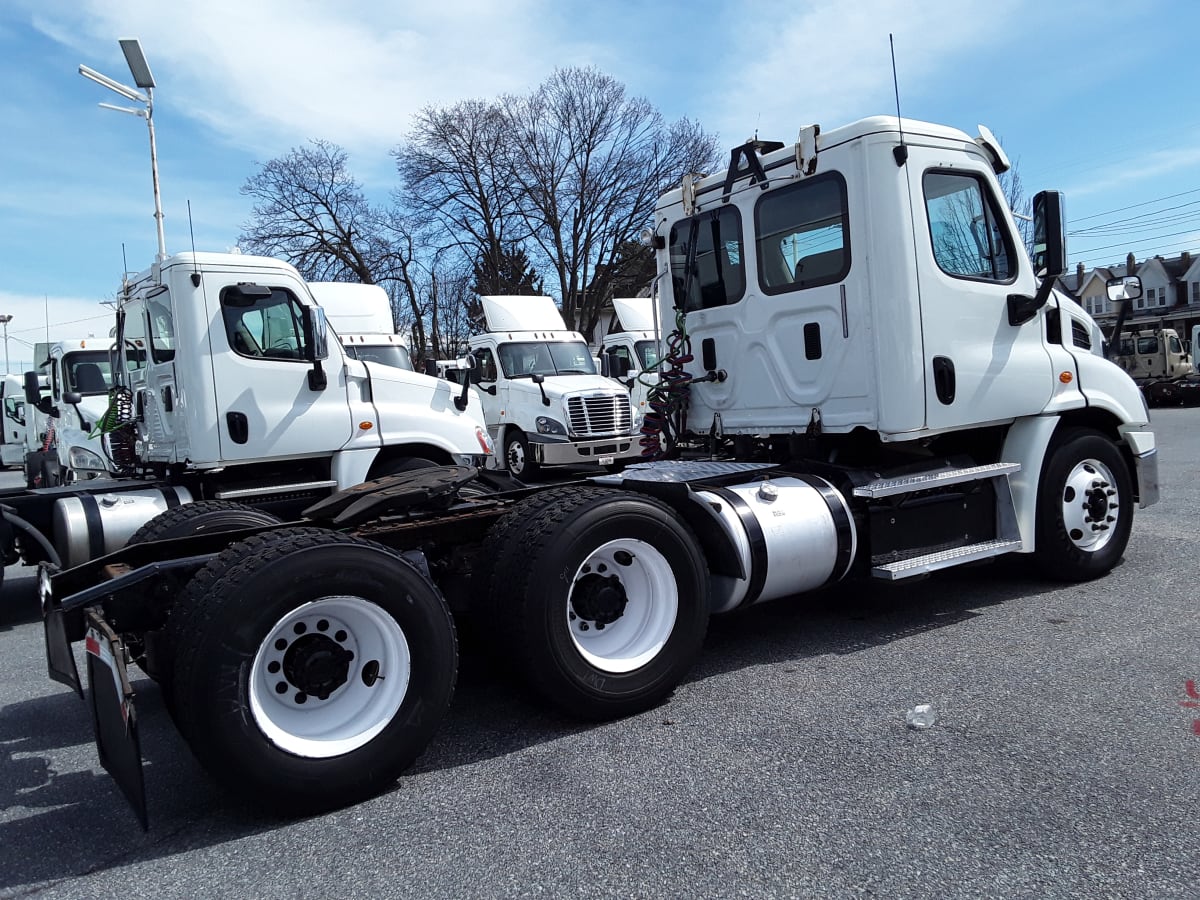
left=1, top=0, right=1197, bottom=370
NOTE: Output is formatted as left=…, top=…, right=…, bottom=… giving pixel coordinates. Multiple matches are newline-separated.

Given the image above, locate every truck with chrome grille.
left=440, top=294, right=641, bottom=478
left=37, top=116, right=1157, bottom=828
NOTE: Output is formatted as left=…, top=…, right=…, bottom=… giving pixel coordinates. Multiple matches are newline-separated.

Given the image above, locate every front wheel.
left=1034, top=428, right=1134, bottom=582
left=503, top=429, right=538, bottom=479
left=167, top=528, right=458, bottom=813
left=482, top=486, right=709, bottom=719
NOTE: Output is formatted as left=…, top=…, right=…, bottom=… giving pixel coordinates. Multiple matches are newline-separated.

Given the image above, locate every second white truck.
left=444, top=295, right=641, bottom=477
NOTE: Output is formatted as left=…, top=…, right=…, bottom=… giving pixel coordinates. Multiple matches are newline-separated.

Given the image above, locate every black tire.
left=127, top=502, right=285, bottom=683
left=128, top=499, right=282, bottom=546
left=483, top=486, right=708, bottom=720
left=166, top=528, right=457, bottom=813
left=1034, top=428, right=1134, bottom=582
left=502, top=430, right=538, bottom=479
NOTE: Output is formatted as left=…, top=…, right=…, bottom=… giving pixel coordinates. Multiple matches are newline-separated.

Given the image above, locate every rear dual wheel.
left=480, top=486, right=709, bottom=720
left=167, top=528, right=458, bottom=812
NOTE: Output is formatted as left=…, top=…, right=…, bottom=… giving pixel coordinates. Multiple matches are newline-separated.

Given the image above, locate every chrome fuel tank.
left=53, top=486, right=194, bottom=568
left=694, top=476, right=857, bottom=614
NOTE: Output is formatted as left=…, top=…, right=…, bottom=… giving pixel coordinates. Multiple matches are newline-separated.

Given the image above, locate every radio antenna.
left=889, top=34, right=908, bottom=166
left=188, top=200, right=201, bottom=286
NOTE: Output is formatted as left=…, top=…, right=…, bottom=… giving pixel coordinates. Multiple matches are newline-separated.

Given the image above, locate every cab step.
left=853, top=462, right=1021, bottom=499
left=871, top=538, right=1023, bottom=580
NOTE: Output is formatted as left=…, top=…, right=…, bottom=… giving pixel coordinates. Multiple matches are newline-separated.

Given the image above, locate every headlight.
left=535, top=416, right=567, bottom=435
left=68, top=446, right=107, bottom=472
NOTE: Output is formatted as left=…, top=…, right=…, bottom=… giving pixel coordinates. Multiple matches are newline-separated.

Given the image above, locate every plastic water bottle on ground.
left=906, top=703, right=936, bottom=729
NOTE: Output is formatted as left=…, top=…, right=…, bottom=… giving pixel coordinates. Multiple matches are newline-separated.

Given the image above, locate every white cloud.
left=704, top=0, right=1034, bottom=145
left=28, top=0, right=566, bottom=169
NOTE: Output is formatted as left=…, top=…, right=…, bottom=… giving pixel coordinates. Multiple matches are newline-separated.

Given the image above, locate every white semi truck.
left=443, top=295, right=642, bottom=477
left=21, top=339, right=118, bottom=486
left=308, top=281, right=415, bottom=371
left=0, top=251, right=494, bottom=575
left=597, top=296, right=661, bottom=450
left=0, top=374, right=28, bottom=469
left=37, top=115, right=1156, bottom=828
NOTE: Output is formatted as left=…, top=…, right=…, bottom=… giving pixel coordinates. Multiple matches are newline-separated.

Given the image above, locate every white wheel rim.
left=249, top=596, right=411, bottom=758
left=566, top=538, right=678, bottom=674
left=507, top=440, right=526, bottom=474
left=1060, top=457, right=1121, bottom=552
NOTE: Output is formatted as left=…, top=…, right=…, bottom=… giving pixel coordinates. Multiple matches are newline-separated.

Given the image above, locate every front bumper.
left=529, top=434, right=642, bottom=466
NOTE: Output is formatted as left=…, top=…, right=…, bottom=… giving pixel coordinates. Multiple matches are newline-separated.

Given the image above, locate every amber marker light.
left=359, top=421, right=374, bottom=430
left=1059, top=372, right=1073, bottom=384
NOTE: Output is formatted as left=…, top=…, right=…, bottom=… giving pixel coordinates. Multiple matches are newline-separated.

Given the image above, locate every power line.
left=1068, top=187, right=1200, bottom=225
left=10, top=313, right=113, bottom=336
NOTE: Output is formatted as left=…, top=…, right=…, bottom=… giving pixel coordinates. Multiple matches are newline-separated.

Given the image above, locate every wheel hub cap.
left=282, top=634, right=354, bottom=700
left=571, top=573, right=629, bottom=625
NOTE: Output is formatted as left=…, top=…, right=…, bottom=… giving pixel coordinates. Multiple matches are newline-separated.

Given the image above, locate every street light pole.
left=79, top=39, right=166, bottom=263
left=0, top=315, right=12, bottom=375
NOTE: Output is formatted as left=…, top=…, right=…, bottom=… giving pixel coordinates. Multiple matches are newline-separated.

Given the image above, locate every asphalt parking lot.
left=1, top=409, right=1197, bottom=899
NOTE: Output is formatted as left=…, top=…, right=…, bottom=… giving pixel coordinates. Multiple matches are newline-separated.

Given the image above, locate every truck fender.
left=1001, top=416, right=1061, bottom=552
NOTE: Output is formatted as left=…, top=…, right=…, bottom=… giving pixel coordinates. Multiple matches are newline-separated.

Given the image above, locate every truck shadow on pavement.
left=0, top=559, right=1063, bottom=890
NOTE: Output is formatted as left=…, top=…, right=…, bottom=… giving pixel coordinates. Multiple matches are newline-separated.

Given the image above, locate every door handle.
left=932, top=356, right=956, bottom=405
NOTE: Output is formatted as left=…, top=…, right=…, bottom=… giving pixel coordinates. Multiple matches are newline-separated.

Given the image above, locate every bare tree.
left=393, top=101, right=526, bottom=296
left=239, top=140, right=430, bottom=352
left=505, top=68, right=720, bottom=340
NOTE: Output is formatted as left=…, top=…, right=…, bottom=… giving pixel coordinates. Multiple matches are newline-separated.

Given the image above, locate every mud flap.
left=40, top=564, right=82, bottom=697
left=85, top=611, right=148, bottom=831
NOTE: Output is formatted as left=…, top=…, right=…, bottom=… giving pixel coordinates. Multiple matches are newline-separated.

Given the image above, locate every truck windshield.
left=63, top=351, right=114, bottom=395
left=346, top=344, right=414, bottom=371
left=634, top=340, right=659, bottom=370
left=498, top=341, right=597, bottom=377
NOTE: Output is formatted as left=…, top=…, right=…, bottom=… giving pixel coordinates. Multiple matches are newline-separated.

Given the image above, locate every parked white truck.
left=21, top=339, right=118, bottom=486
left=1111, top=324, right=1198, bottom=406
left=0, top=374, right=28, bottom=469
left=308, top=281, right=415, bottom=371
left=38, top=115, right=1157, bottom=828
left=0, top=251, right=494, bottom=575
left=443, top=295, right=641, bottom=477
left=597, top=296, right=660, bottom=446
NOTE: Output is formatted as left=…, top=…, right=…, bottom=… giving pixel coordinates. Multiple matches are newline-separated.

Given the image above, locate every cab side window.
left=755, top=172, right=851, bottom=294
left=122, top=302, right=150, bottom=372
left=924, top=171, right=1015, bottom=282
left=669, top=206, right=746, bottom=311
left=147, top=291, right=176, bottom=363
left=221, top=287, right=309, bottom=360
left=473, top=348, right=498, bottom=382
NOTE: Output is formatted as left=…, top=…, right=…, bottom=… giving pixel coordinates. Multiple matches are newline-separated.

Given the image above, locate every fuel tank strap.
left=77, top=494, right=105, bottom=561
left=704, top=486, right=768, bottom=608
left=791, top=474, right=855, bottom=585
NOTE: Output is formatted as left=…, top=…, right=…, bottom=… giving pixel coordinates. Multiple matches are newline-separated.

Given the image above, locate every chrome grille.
left=566, top=394, right=632, bottom=437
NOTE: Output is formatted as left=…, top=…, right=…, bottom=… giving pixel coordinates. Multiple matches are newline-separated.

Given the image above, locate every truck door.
left=120, top=295, right=180, bottom=462
left=669, top=170, right=874, bottom=433
left=907, top=154, right=1053, bottom=429
left=469, top=346, right=502, bottom=437
left=211, top=283, right=355, bottom=461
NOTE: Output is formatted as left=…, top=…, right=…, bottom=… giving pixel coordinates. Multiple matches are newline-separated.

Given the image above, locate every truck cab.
left=21, top=339, right=116, bottom=484
left=308, top=281, right=414, bottom=372
left=650, top=116, right=1155, bottom=564
left=0, top=374, right=27, bottom=469
left=597, top=296, right=660, bottom=436
left=453, top=295, right=640, bottom=478
left=1114, top=327, right=1192, bottom=381
left=115, top=252, right=492, bottom=493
